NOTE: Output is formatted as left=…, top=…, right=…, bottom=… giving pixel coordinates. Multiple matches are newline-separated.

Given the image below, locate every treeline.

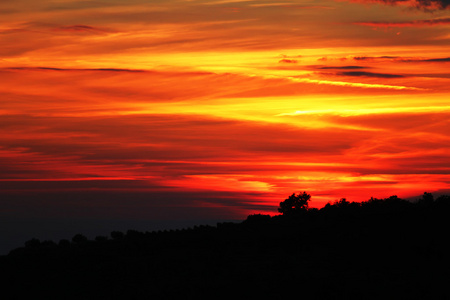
left=1, top=192, right=449, bottom=299
left=11, top=192, right=450, bottom=251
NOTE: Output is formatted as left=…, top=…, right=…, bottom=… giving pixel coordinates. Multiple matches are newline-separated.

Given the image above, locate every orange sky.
left=1, top=0, right=450, bottom=222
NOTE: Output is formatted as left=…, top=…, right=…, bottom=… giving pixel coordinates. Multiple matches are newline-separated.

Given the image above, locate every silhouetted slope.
left=1, top=194, right=449, bottom=299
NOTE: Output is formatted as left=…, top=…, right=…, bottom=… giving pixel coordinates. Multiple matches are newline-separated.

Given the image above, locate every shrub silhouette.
left=278, top=191, right=311, bottom=215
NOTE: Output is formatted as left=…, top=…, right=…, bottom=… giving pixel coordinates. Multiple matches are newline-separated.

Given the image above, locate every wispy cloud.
left=283, top=76, right=422, bottom=90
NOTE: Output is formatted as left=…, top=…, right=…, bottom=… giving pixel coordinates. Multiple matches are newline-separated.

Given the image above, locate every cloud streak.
left=349, top=0, right=450, bottom=10
left=53, top=24, right=114, bottom=34
left=337, top=71, right=405, bottom=78
left=284, top=76, right=422, bottom=90
left=355, top=17, right=450, bottom=27
left=352, top=56, right=450, bottom=63
left=316, top=66, right=368, bottom=70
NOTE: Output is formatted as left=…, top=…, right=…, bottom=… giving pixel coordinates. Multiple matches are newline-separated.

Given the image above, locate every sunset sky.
left=1, top=0, right=450, bottom=249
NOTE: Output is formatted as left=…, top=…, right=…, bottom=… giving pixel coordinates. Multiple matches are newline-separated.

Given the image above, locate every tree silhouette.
left=24, top=238, right=41, bottom=248
left=278, top=191, right=311, bottom=215
left=72, top=234, right=88, bottom=244
left=418, top=192, right=434, bottom=207
left=334, top=198, right=350, bottom=208
left=111, top=231, right=124, bottom=240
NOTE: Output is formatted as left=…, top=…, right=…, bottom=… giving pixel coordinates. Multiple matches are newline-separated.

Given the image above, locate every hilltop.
left=1, top=193, right=449, bottom=299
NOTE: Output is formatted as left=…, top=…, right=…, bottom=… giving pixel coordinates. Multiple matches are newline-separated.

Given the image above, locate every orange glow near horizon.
left=1, top=0, right=450, bottom=220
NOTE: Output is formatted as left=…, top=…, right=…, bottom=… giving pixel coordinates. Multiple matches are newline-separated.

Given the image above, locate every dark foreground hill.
left=1, top=194, right=450, bottom=299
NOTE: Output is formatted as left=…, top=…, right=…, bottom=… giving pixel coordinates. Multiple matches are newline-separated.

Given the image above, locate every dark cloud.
left=354, top=17, right=450, bottom=27
left=352, top=56, right=450, bottom=63
left=411, top=0, right=449, bottom=9
left=398, top=57, right=450, bottom=63
left=354, top=0, right=450, bottom=10
left=421, top=57, right=450, bottom=62
left=316, top=66, right=367, bottom=70
left=409, top=73, right=450, bottom=78
left=353, top=56, right=399, bottom=61
left=337, top=71, right=405, bottom=78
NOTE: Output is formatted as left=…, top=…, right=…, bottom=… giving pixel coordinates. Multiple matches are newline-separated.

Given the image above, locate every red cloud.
left=279, top=59, right=298, bottom=64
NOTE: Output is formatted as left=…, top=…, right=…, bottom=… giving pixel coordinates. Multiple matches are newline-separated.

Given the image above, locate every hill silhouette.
left=1, top=192, right=449, bottom=299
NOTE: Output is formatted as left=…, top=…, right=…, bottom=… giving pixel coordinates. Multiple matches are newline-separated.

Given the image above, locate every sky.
left=1, top=0, right=450, bottom=251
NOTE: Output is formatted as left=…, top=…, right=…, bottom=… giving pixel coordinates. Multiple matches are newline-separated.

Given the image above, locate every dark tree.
left=95, top=235, right=109, bottom=242
left=58, top=239, right=71, bottom=247
left=418, top=192, right=434, bottom=207
left=243, top=214, right=271, bottom=226
left=278, top=192, right=311, bottom=215
left=41, top=240, right=56, bottom=248
left=111, top=231, right=124, bottom=240
left=72, top=234, right=88, bottom=244
left=24, top=238, right=41, bottom=248
left=334, top=198, right=350, bottom=208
